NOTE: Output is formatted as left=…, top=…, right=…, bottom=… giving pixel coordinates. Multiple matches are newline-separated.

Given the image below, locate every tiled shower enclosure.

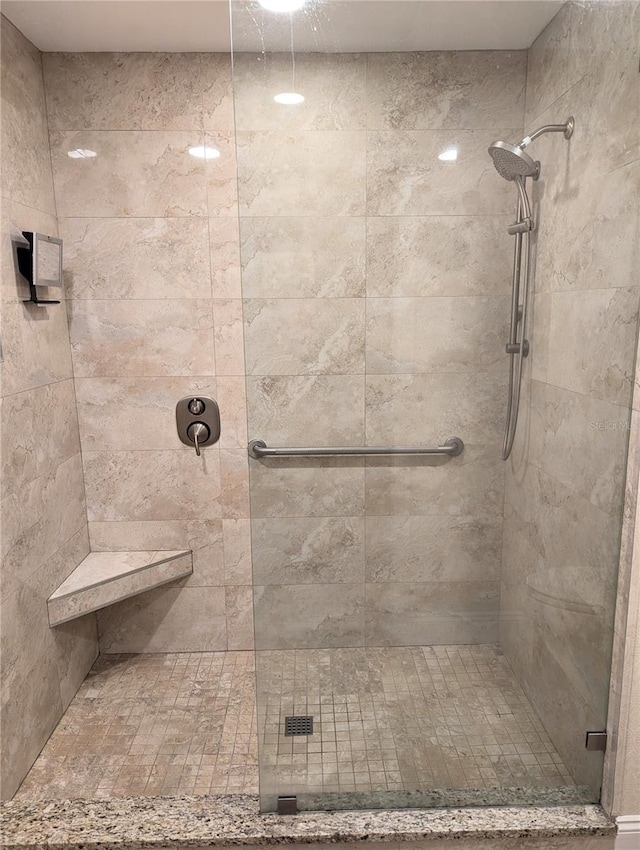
left=1, top=0, right=639, bottom=815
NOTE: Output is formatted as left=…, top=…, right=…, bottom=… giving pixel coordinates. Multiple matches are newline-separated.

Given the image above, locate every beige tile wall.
left=41, top=47, right=526, bottom=657
left=604, top=329, right=640, bottom=816
left=41, top=52, right=253, bottom=653
left=234, top=49, right=527, bottom=650
left=0, top=17, right=97, bottom=799
left=500, top=0, right=640, bottom=800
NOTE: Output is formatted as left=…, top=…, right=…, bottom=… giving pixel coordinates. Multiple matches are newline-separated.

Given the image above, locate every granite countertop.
left=0, top=794, right=615, bottom=849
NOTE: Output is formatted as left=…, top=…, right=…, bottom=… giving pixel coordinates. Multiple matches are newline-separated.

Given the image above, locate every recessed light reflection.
left=274, top=92, right=305, bottom=105
left=68, top=149, right=97, bottom=159
left=188, top=145, right=221, bottom=160
left=258, top=0, right=305, bottom=11
left=438, top=147, right=458, bottom=162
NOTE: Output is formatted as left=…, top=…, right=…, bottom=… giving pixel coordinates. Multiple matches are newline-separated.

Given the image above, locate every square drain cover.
left=284, top=716, right=314, bottom=736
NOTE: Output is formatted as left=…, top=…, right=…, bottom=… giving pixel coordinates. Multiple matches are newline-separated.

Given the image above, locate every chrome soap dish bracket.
left=17, top=231, right=64, bottom=305
left=176, top=396, right=221, bottom=456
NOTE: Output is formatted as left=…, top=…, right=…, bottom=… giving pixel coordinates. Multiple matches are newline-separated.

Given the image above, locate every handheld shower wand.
left=488, top=117, right=574, bottom=460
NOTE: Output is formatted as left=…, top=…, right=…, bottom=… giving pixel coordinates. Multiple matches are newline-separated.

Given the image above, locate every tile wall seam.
left=530, top=375, right=638, bottom=411
left=199, top=54, right=230, bottom=650
left=497, top=32, right=531, bottom=645
left=219, top=51, right=252, bottom=653
left=603, top=291, right=640, bottom=813
left=41, top=47, right=95, bottom=645
left=362, top=51, right=370, bottom=644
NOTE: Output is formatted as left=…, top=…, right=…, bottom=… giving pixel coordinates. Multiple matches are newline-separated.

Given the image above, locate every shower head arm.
left=519, top=116, right=575, bottom=148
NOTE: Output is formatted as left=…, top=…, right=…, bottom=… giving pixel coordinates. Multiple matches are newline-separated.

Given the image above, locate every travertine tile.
left=367, top=51, right=525, bottom=130
left=365, top=581, right=499, bottom=645
left=15, top=646, right=581, bottom=804
left=365, top=515, right=502, bottom=583
left=48, top=551, right=193, bottom=626
left=533, top=149, right=639, bottom=294
left=0, top=18, right=56, bottom=213
left=237, top=130, right=366, bottom=217
left=61, top=218, right=211, bottom=300
left=222, top=518, right=253, bottom=585
left=226, top=585, right=255, bottom=650
left=367, top=129, right=516, bottom=216
left=67, top=299, right=216, bottom=377
left=209, top=218, right=242, bottom=299
left=50, top=131, right=208, bottom=217
left=365, top=445, right=503, bottom=519
left=1, top=453, right=87, bottom=583
left=212, top=298, right=246, bottom=376
left=74, top=377, right=217, bottom=450
left=97, top=586, right=227, bottom=653
left=220, top=448, right=251, bottom=519
left=570, top=1, right=640, bottom=170
left=217, top=375, right=248, bottom=448
left=525, top=3, right=577, bottom=124
left=233, top=52, right=367, bottom=132
left=365, top=296, right=508, bottom=374
left=43, top=53, right=205, bottom=131
left=0, top=654, right=64, bottom=801
left=1, top=525, right=92, bottom=745
left=533, top=382, right=630, bottom=517
left=82, top=450, right=221, bottom=521
left=205, top=132, right=239, bottom=217
left=366, top=216, right=511, bottom=298
left=201, top=53, right=234, bottom=134
left=251, top=517, right=365, bottom=585
left=88, top=519, right=225, bottom=587
left=365, top=373, right=507, bottom=446
left=1, top=379, right=80, bottom=500
left=0, top=16, right=97, bottom=802
left=244, top=298, right=365, bottom=375
left=546, top=287, right=639, bottom=408
left=254, top=584, right=365, bottom=649
left=247, top=375, right=365, bottom=446
left=250, top=458, right=365, bottom=518
left=240, top=217, right=366, bottom=298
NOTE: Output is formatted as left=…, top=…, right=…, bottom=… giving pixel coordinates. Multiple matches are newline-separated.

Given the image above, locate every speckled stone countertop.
left=0, top=794, right=614, bottom=849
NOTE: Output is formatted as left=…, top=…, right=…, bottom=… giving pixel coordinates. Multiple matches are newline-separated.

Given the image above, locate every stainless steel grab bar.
left=248, top=437, right=464, bottom=459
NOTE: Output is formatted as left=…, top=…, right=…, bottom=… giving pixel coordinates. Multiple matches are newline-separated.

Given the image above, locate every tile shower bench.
left=47, top=550, right=193, bottom=625
left=0, top=795, right=615, bottom=850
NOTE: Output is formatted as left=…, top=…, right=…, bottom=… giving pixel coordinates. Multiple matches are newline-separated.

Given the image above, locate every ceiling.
left=2, top=0, right=564, bottom=53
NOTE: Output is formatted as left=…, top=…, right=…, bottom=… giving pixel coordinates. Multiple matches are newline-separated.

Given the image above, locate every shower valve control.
left=176, top=396, right=221, bottom=455
left=188, top=397, right=205, bottom=415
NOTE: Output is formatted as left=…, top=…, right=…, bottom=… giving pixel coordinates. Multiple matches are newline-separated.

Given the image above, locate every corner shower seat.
left=47, top=550, right=193, bottom=626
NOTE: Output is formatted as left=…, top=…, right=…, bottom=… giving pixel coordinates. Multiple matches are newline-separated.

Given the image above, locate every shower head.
left=488, top=116, right=574, bottom=182
left=488, top=141, right=540, bottom=181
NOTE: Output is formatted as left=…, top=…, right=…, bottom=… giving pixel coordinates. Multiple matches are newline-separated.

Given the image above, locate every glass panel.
left=230, top=0, right=640, bottom=812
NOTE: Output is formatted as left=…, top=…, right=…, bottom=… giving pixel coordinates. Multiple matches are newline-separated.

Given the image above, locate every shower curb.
left=0, top=795, right=615, bottom=849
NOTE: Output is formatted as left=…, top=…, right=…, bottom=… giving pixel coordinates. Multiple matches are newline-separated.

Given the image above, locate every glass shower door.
left=229, top=0, right=638, bottom=813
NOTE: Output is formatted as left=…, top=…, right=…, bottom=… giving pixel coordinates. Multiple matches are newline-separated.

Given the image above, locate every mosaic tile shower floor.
left=15, top=646, right=582, bottom=803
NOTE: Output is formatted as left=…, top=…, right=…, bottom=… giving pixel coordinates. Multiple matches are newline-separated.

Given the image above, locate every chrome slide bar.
left=248, top=437, right=464, bottom=459
left=502, top=175, right=532, bottom=460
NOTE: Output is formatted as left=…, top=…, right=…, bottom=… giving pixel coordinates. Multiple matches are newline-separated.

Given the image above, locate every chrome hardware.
left=188, top=422, right=209, bottom=457
left=277, top=796, right=298, bottom=815
left=176, top=396, right=221, bottom=454
left=585, top=731, right=607, bottom=752
left=188, top=397, right=205, bottom=415
left=507, top=217, right=533, bottom=235
left=506, top=340, right=529, bottom=356
left=248, top=437, right=464, bottom=460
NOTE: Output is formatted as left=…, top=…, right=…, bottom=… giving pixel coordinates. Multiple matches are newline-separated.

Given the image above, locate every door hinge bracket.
left=277, top=796, right=298, bottom=815
left=585, top=730, right=607, bottom=752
